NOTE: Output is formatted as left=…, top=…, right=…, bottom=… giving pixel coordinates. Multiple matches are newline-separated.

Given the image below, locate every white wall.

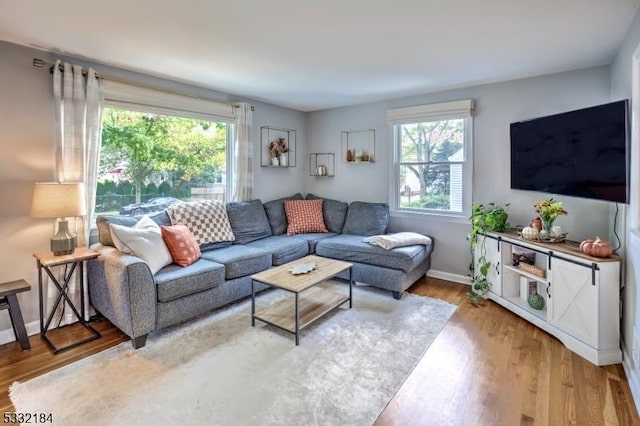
left=0, top=40, right=307, bottom=343
left=307, top=67, right=613, bottom=277
left=252, top=104, right=308, bottom=201
left=611, top=6, right=640, bottom=410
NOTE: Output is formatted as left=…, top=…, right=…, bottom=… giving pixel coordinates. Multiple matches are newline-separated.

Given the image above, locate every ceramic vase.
left=271, top=157, right=279, bottom=166
left=528, top=292, right=545, bottom=310
left=279, top=154, right=288, bottom=167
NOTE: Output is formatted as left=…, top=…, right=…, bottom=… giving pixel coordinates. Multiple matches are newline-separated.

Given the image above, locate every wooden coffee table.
left=251, top=255, right=353, bottom=345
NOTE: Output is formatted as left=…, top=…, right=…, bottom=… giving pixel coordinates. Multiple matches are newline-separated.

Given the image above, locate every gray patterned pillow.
left=166, top=200, right=235, bottom=245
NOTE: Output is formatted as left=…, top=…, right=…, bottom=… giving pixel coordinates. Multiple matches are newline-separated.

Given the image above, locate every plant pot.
left=270, top=157, right=279, bottom=166
left=279, top=154, right=288, bottom=167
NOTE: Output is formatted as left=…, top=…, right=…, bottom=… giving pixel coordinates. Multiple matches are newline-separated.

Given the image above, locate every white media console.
left=476, top=230, right=622, bottom=366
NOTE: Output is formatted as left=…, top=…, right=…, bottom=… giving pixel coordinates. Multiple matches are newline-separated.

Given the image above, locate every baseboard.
left=0, top=319, right=39, bottom=347
left=622, top=341, right=640, bottom=413
left=426, top=270, right=471, bottom=285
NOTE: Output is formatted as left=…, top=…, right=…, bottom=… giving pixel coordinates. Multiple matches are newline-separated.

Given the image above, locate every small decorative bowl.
left=288, top=262, right=316, bottom=275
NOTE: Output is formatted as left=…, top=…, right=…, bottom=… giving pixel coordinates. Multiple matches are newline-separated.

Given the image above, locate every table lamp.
left=30, top=182, right=86, bottom=256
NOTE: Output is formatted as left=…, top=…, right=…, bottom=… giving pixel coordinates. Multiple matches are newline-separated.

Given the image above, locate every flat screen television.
left=510, top=100, right=630, bottom=204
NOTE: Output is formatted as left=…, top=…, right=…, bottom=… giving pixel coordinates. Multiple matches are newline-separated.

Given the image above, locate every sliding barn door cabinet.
left=474, top=230, right=621, bottom=366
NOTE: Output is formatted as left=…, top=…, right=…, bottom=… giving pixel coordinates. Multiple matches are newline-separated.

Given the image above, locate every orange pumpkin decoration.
left=580, top=237, right=613, bottom=258
left=579, top=238, right=594, bottom=252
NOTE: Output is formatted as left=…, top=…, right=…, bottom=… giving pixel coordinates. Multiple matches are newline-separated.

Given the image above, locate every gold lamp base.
left=50, top=219, right=77, bottom=256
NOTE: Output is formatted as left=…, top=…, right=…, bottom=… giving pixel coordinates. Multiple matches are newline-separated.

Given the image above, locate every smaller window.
left=388, top=100, right=473, bottom=217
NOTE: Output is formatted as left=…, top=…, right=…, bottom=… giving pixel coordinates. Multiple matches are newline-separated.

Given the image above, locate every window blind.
left=387, top=99, right=474, bottom=125
left=102, top=80, right=236, bottom=123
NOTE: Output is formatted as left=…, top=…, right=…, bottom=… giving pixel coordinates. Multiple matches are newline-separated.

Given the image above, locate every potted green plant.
left=467, top=203, right=510, bottom=304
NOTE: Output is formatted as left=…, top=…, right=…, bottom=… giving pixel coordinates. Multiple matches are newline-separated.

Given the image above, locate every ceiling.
left=1, top=1, right=639, bottom=111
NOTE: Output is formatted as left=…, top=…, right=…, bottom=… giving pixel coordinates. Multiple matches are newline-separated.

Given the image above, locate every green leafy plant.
left=467, top=203, right=510, bottom=304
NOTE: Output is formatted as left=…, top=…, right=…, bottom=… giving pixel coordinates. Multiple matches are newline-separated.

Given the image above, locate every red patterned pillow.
left=284, top=199, right=328, bottom=235
left=161, top=225, right=202, bottom=267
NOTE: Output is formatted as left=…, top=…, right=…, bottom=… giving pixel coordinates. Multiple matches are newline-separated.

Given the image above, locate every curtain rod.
left=32, top=58, right=254, bottom=111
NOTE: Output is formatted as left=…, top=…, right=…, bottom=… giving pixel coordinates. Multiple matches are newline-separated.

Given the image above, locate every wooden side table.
left=33, top=247, right=101, bottom=354
left=0, top=279, right=31, bottom=350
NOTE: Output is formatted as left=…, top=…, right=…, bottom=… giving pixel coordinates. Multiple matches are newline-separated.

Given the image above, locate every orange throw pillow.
left=161, top=225, right=202, bottom=267
left=284, top=199, right=328, bottom=235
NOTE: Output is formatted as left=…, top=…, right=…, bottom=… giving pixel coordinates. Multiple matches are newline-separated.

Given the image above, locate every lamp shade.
left=30, top=182, right=86, bottom=218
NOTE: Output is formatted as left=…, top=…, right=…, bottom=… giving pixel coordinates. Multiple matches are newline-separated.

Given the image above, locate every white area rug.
left=10, top=284, right=456, bottom=426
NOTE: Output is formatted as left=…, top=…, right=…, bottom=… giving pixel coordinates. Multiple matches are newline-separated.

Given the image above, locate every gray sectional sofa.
left=88, top=194, right=434, bottom=348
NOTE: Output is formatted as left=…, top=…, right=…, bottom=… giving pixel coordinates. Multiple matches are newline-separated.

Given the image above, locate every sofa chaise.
left=88, top=194, right=434, bottom=348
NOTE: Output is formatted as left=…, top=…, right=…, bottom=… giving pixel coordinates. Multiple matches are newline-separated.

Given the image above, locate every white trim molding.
left=622, top=341, right=640, bottom=412
left=427, top=269, right=471, bottom=285
left=0, top=319, right=39, bottom=347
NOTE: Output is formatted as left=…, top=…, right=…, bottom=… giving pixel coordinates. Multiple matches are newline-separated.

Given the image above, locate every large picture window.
left=94, top=81, right=235, bottom=218
left=96, top=107, right=229, bottom=216
left=388, top=100, right=473, bottom=217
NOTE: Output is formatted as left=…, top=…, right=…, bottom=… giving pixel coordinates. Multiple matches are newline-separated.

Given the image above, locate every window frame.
left=94, top=95, right=234, bottom=222
left=388, top=100, right=474, bottom=220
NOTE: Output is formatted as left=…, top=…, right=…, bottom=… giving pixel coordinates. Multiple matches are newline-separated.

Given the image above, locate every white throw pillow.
left=109, top=215, right=173, bottom=275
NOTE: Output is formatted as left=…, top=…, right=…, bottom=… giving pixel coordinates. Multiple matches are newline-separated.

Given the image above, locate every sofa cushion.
left=226, top=199, right=272, bottom=244
left=199, top=240, right=233, bottom=252
left=342, top=202, right=389, bottom=236
left=200, top=245, right=272, bottom=279
left=284, top=199, right=328, bottom=235
left=161, top=225, right=202, bottom=267
left=109, top=216, right=173, bottom=275
left=289, top=232, right=338, bottom=253
left=305, top=194, right=349, bottom=233
left=315, top=234, right=432, bottom=272
left=263, top=193, right=304, bottom=235
left=155, top=258, right=225, bottom=302
left=166, top=200, right=235, bottom=245
left=96, top=211, right=171, bottom=247
left=245, top=236, right=309, bottom=266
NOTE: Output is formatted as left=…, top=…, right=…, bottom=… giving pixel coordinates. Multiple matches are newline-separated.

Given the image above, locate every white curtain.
left=231, top=103, right=253, bottom=201
left=49, top=60, right=103, bottom=325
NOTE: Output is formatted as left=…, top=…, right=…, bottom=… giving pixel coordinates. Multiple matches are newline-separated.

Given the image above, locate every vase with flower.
left=277, top=137, right=290, bottom=167
left=268, top=141, right=280, bottom=166
left=533, top=198, right=568, bottom=240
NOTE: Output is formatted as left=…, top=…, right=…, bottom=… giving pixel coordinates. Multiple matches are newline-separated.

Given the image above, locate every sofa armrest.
left=87, top=244, right=156, bottom=340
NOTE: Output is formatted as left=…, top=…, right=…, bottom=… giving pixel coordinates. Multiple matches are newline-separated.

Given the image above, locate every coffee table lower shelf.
left=253, top=285, right=350, bottom=344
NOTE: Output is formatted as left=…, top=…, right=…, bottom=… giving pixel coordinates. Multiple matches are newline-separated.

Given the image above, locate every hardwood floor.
left=376, top=278, right=640, bottom=426
left=1, top=277, right=638, bottom=425
left=0, top=316, right=129, bottom=413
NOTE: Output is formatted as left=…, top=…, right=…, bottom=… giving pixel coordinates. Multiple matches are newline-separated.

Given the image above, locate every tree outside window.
left=397, top=118, right=465, bottom=213
left=96, top=107, right=228, bottom=216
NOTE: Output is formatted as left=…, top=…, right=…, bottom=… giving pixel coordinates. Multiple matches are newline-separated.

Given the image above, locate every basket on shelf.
left=517, top=262, right=546, bottom=278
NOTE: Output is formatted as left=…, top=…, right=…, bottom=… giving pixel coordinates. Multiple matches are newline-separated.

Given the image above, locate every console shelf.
left=475, top=230, right=622, bottom=366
